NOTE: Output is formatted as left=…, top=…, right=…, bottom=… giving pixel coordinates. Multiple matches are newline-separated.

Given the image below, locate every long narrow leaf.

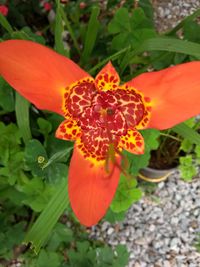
left=167, top=8, right=200, bottom=35
left=89, top=46, right=130, bottom=75
left=60, top=7, right=80, bottom=55
left=173, top=122, right=200, bottom=146
left=121, top=37, right=200, bottom=70
left=15, top=93, right=32, bottom=144
left=24, top=179, right=69, bottom=254
left=42, top=147, right=73, bottom=169
left=0, top=13, right=13, bottom=34
left=81, top=6, right=100, bottom=64
left=55, top=0, right=69, bottom=57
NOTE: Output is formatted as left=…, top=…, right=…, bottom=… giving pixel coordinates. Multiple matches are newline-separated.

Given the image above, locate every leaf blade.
left=24, top=179, right=69, bottom=254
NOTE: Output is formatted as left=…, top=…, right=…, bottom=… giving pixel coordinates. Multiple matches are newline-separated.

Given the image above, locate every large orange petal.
left=68, top=145, right=121, bottom=226
left=126, top=61, right=200, bottom=129
left=95, top=61, right=120, bottom=91
left=0, top=40, right=90, bottom=115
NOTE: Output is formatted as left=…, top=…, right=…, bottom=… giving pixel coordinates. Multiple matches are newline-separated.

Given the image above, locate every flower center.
left=64, top=79, right=147, bottom=136
left=62, top=77, right=151, bottom=161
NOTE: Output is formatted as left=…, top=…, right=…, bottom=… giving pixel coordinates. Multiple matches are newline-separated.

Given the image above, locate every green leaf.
left=113, top=245, right=129, bottom=267
left=179, top=155, right=193, bottom=165
left=195, top=145, right=200, bottom=158
left=104, top=209, right=126, bottom=223
left=108, top=7, right=155, bottom=51
left=0, top=77, right=15, bottom=112
left=24, top=179, right=69, bottom=253
left=11, top=27, right=46, bottom=44
left=68, top=241, right=96, bottom=266
left=89, top=46, right=130, bottom=75
left=108, top=8, right=130, bottom=34
left=46, top=223, right=73, bottom=251
left=81, top=6, right=100, bottom=64
left=173, top=122, right=200, bottom=146
left=111, top=175, right=142, bottom=212
left=18, top=177, right=54, bottom=212
left=168, top=8, right=200, bottom=35
left=46, top=163, right=68, bottom=184
left=0, top=13, right=13, bottom=34
left=37, top=118, right=52, bottom=137
left=24, top=139, right=48, bottom=177
left=60, top=6, right=80, bottom=55
left=97, top=246, right=114, bottom=265
left=141, top=37, right=200, bottom=57
left=37, top=250, right=61, bottom=267
left=0, top=151, right=24, bottom=185
left=130, top=8, right=153, bottom=30
left=141, top=128, right=160, bottom=150
left=180, top=139, right=193, bottom=153
left=15, top=93, right=32, bottom=144
left=121, top=37, right=200, bottom=69
left=184, top=20, right=200, bottom=43
left=0, top=222, right=25, bottom=252
left=126, top=129, right=160, bottom=175
left=0, top=122, right=21, bottom=163
left=139, top=0, right=154, bottom=21
left=43, top=148, right=73, bottom=169
left=179, top=155, right=197, bottom=181
left=54, top=0, right=69, bottom=57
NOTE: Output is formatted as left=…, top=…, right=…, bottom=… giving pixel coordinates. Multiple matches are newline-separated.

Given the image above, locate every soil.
left=148, top=138, right=181, bottom=170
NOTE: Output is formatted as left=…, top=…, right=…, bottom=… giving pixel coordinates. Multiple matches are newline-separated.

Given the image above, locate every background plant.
left=0, top=0, right=200, bottom=265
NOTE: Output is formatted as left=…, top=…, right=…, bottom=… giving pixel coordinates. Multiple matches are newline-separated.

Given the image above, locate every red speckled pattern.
left=57, top=74, right=151, bottom=163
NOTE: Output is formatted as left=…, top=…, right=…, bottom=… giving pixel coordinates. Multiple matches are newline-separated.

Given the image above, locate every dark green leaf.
left=24, top=179, right=69, bottom=253
left=15, top=92, right=32, bottom=144
left=0, top=77, right=15, bottom=112
left=24, top=139, right=48, bottom=177
left=54, top=0, right=69, bottom=57
left=81, top=6, right=100, bottom=64
left=173, top=122, right=200, bottom=146
left=108, top=8, right=130, bottom=34
left=0, top=13, right=13, bottom=34
left=37, top=250, right=61, bottom=267
left=104, top=209, right=126, bottom=223
left=111, top=175, right=142, bottom=212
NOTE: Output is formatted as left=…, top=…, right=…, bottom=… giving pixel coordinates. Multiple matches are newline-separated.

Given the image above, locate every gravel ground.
left=90, top=173, right=200, bottom=267
left=153, top=0, right=200, bottom=32
left=89, top=2, right=200, bottom=267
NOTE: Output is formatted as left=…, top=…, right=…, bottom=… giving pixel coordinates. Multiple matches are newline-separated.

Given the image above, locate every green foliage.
left=54, top=0, right=69, bottom=57
left=1, top=1, right=200, bottom=265
left=104, top=209, right=127, bottom=223
left=0, top=77, right=15, bottom=112
left=179, top=155, right=197, bottom=181
left=111, top=175, right=142, bottom=212
left=126, top=129, right=160, bottom=175
left=108, top=7, right=156, bottom=51
left=81, top=6, right=100, bottom=64
left=172, top=120, right=200, bottom=181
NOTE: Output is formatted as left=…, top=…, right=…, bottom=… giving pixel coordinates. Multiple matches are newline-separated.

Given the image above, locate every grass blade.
left=0, top=13, right=13, bottom=34
left=167, top=8, right=200, bottom=35
left=55, top=0, right=69, bottom=57
left=81, top=6, right=100, bottom=64
left=24, top=179, right=69, bottom=254
left=121, top=37, right=200, bottom=70
left=173, top=122, right=200, bottom=145
left=15, top=93, right=32, bottom=144
left=42, top=147, right=73, bottom=169
left=60, top=7, right=80, bottom=55
left=89, top=46, right=130, bottom=75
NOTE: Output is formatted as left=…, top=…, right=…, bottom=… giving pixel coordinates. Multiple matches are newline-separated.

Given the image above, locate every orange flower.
left=0, top=40, right=200, bottom=226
